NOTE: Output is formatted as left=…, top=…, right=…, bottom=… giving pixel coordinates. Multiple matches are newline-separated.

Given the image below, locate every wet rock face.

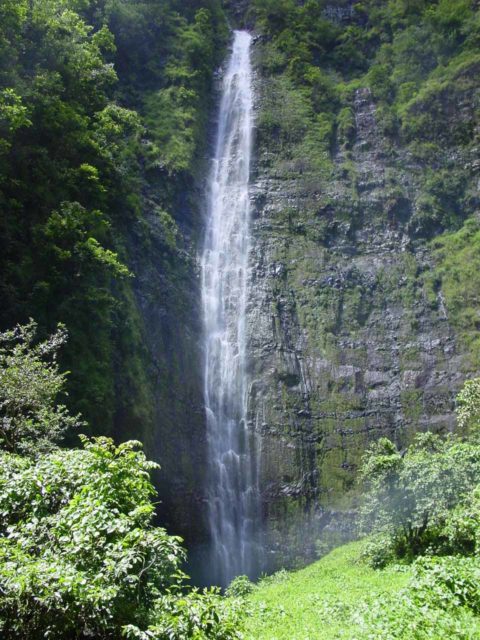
left=247, top=69, right=466, bottom=567
left=128, top=178, right=208, bottom=548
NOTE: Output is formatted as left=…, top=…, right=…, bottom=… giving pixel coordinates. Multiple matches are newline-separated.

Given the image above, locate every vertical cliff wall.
left=243, top=0, right=480, bottom=567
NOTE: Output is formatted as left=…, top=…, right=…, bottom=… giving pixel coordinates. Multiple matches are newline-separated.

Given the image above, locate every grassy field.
left=243, top=541, right=411, bottom=640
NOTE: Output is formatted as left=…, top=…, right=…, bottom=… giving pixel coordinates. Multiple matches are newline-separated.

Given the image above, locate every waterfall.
left=201, top=30, right=260, bottom=587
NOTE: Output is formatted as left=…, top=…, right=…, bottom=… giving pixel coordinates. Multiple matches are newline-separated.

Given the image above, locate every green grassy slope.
left=244, top=541, right=410, bottom=640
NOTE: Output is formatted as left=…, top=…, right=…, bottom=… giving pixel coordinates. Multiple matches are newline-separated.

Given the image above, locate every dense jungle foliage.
left=250, top=0, right=480, bottom=367
left=250, top=0, right=479, bottom=197
left=0, top=0, right=228, bottom=438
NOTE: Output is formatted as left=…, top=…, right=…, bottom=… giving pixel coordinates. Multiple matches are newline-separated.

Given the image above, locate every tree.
left=359, top=432, right=480, bottom=562
left=0, top=320, right=83, bottom=455
left=0, top=437, right=181, bottom=639
left=0, top=437, right=242, bottom=640
left=0, top=321, right=242, bottom=639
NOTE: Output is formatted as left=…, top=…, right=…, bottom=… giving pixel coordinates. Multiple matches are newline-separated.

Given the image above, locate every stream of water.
left=201, top=30, right=260, bottom=587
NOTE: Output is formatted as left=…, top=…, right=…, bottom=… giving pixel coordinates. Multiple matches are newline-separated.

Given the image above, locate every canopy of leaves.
left=0, top=0, right=228, bottom=436
left=0, top=436, right=179, bottom=638
left=359, top=432, right=480, bottom=563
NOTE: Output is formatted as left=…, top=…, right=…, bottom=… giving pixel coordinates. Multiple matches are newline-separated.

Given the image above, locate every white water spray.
left=201, top=30, right=260, bottom=587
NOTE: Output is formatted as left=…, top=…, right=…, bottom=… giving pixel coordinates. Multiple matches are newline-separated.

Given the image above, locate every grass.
left=243, top=540, right=411, bottom=640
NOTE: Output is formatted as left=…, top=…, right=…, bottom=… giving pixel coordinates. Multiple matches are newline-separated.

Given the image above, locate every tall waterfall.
left=201, top=30, right=259, bottom=587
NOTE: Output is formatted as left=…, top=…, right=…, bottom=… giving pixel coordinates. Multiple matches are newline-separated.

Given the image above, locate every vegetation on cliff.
left=244, top=0, right=480, bottom=566
left=0, top=0, right=228, bottom=439
left=250, top=0, right=479, bottom=282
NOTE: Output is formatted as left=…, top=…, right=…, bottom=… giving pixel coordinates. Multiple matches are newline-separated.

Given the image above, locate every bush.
left=457, top=377, right=480, bottom=434
left=356, top=556, right=480, bottom=638
left=0, top=320, right=83, bottom=455
left=440, top=485, right=480, bottom=555
left=124, top=589, right=244, bottom=640
left=0, top=437, right=182, bottom=639
left=360, top=532, right=397, bottom=569
left=226, top=574, right=256, bottom=598
left=0, top=437, right=241, bottom=640
left=359, top=432, right=480, bottom=562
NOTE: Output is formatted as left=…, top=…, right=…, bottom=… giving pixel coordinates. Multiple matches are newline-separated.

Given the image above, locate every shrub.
left=356, top=556, right=480, bottom=638
left=226, top=574, right=256, bottom=598
left=124, top=589, right=244, bottom=640
left=0, top=437, right=241, bottom=639
left=0, top=320, right=83, bottom=455
left=0, top=437, right=182, bottom=639
left=457, top=377, right=480, bottom=435
left=359, top=433, right=480, bottom=562
left=440, top=485, right=480, bottom=555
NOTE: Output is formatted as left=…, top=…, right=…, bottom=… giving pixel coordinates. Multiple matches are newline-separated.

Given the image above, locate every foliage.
left=0, top=436, right=180, bottom=639
left=243, top=541, right=410, bottom=640
left=457, top=378, right=480, bottom=434
left=226, top=574, right=256, bottom=598
left=0, top=320, right=83, bottom=454
left=441, top=485, right=480, bottom=555
left=124, top=589, right=244, bottom=640
left=142, top=6, right=227, bottom=173
left=0, top=435, right=241, bottom=640
left=359, top=433, right=480, bottom=563
left=0, top=0, right=227, bottom=436
left=355, top=556, right=480, bottom=638
left=426, top=220, right=480, bottom=369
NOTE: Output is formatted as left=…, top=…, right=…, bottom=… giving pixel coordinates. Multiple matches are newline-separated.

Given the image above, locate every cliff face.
left=245, top=26, right=479, bottom=566
left=114, top=0, right=480, bottom=570
left=126, top=178, right=208, bottom=545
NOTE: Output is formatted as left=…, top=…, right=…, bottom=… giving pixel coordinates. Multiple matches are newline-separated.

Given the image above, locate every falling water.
left=201, top=30, right=260, bottom=587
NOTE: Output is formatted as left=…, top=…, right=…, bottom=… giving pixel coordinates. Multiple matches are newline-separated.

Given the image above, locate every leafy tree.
left=0, top=320, right=82, bottom=455
left=0, top=0, right=228, bottom=437
left=124, top=589, right=244, bottom=640
left=359, top=432, right=480, bottom=563
left=0, top=437, right=175, bottom=638
left=0, top=320, right=241, bottom=639
left=456, top=377, right=480, bottom=435
left=359, top=378, right=480, bottom=573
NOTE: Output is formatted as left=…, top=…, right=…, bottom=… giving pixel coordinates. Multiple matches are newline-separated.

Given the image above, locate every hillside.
left=244, top=541, right=410, bottom=639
